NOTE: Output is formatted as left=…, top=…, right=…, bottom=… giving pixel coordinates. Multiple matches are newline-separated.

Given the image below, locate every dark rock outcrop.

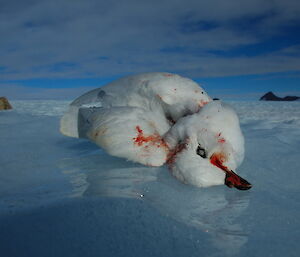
left=0, top=97, right=13, bottom=110
left=260, top=91, right=300, bottom=101
left=282, top=96, right=300, bottom=101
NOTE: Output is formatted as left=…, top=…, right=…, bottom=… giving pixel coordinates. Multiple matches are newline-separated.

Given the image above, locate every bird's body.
left=60, top=72, right=251, bottom=190
left=61, top=72, right=211, bottom=166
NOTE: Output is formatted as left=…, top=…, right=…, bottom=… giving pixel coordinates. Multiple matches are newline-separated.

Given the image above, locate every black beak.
left=225, top=170, right=252, bottom=190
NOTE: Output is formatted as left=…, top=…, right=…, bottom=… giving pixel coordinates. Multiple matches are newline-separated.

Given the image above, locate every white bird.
left=60, top=72, right=251, bottom=190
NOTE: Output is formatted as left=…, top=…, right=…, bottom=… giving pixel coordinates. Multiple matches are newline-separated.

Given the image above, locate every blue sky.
left=1, top=0, right=300, bottom=100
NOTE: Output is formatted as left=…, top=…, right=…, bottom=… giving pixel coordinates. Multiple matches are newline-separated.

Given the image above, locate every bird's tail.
left=60, top=105, right=81, bottom=138
left=60, top=87, right=105, bottom=138
left=60, top=106, right=102, bottom=138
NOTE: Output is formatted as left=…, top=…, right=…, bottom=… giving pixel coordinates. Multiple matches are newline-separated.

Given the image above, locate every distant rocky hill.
left=260, top=91, right=300, bottom=101
left=0, top=97, right=13, bottom=110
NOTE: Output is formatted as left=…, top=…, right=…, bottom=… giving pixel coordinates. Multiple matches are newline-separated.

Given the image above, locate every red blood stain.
left=133, top=126, right=169, bottom=150
left=167, top=116, right=175, bottom=125
left=210, top=153, right=228, bottom=171
left=218, top=138, right=226, bottom=143
left=217, top=132, right=226, bottom=143
left=199, top=100, right=209, bottom=107
left=163, top=73, right=174, bottom=77
left=136, top=126, right=143, bottom=134
left=210, top=153, right=252, bottom=190
left=167, top=142, right=187, bottom=166
left=156, top=94, right=163, bottom=100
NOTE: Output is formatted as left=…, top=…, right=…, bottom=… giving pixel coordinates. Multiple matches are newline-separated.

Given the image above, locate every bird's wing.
left=60, top=87, right=112, bottom=138
left=83, top=106, right=169, bottom=167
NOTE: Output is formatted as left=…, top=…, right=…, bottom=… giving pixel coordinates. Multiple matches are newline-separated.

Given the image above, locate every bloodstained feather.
left=133, top=126, right=168, bottom=149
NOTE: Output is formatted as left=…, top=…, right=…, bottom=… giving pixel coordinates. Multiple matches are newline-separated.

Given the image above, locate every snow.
left=0, top=100, right=300, bottom=257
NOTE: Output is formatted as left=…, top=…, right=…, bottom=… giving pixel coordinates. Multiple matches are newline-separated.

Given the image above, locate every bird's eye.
left=196, top=145, right=207, bottom=158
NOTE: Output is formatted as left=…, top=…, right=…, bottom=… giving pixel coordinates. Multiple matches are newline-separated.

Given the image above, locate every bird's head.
left=164, top=101, right=251, bottom=190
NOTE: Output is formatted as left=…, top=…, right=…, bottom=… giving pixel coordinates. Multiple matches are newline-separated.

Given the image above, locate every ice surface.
left=0, top=100, right=300, bottom=257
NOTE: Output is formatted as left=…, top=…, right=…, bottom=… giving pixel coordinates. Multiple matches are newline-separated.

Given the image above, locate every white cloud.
left=0, top=0, right=300, bottom=79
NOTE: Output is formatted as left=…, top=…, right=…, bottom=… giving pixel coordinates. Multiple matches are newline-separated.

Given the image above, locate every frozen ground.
left=0, top=100, right=300, bottom=257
